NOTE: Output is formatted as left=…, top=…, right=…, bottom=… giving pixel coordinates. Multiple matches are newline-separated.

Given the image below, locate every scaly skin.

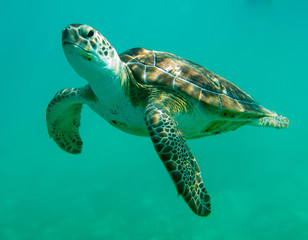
left=47, top=86, right=96, bottom=154
left=145, top=104, right=211, bottom=216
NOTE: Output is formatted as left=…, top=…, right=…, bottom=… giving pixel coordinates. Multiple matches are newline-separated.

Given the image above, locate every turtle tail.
left=251, top=114, right=289, bottom=129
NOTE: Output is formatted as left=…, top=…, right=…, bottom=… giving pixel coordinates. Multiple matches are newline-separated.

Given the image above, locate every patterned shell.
left=119, top=48, right=274, bottom=118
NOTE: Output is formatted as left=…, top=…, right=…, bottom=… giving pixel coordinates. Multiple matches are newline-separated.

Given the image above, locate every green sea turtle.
left=46, top=24, right=289, bottom=217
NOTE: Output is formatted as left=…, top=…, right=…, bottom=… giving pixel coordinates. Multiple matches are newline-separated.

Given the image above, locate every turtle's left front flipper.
left=145, top=104, right=211, bottom=217
left=46, top=86, right=96, bottom=154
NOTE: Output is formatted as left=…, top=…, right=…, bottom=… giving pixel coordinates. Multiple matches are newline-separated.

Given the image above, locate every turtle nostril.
left=87, top=30, right=94, bottom=38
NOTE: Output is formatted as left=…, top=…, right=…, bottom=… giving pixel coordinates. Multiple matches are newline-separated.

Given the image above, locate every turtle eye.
left=87, top=30, right=94, bottom=38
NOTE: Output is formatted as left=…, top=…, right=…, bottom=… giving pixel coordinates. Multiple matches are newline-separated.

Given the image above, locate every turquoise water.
left=1, top=0, right=307, bottom=239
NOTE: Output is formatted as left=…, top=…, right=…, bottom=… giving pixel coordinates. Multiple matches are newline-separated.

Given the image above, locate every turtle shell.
left=119, top=48, right=275, bottom=118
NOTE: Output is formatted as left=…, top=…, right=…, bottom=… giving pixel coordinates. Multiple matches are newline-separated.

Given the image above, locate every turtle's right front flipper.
left=145, top=104, right=211, bottom=217
left=46, top=86, right=96, bottom=154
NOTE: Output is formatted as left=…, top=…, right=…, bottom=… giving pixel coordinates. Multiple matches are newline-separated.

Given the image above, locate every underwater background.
left=1, top=0, right=307, bottom=239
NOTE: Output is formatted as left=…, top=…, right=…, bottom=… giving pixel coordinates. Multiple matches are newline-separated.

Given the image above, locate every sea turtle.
left=46, top=24, right=289, bottom=217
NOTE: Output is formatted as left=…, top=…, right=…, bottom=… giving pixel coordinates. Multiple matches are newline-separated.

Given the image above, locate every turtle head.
left=62, top=24, right=123, bottom=82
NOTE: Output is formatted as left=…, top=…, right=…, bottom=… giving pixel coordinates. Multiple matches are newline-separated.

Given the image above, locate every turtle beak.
left=62, top=24, right=97, bottom=51
left=62, top=24, right=81, bottom=46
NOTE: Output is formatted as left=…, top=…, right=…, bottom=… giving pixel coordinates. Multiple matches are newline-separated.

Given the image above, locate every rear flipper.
left=250, top=115, right=289, bottom=129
